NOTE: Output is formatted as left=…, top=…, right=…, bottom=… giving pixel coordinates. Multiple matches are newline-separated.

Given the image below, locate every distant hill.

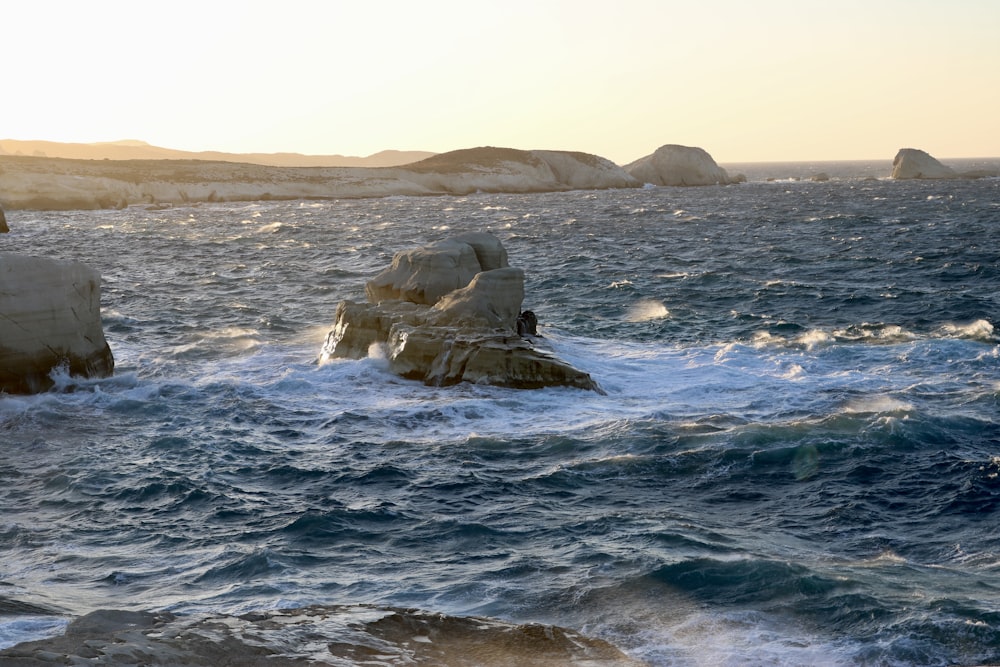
left=0, top=139, right=435, bottom=168
left=0, top=146, right=640, bottom=211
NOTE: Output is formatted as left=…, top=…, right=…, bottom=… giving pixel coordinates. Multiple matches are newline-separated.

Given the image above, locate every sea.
left=1, top=159, right=998, bottom=665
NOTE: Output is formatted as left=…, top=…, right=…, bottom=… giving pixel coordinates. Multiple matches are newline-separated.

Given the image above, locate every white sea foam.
left=938, top=319, right=995, bottom=342
left=795, top=329, right=835, bottom=350
left=624, top=299, right=669, bottom=322
left=257, top=221, right=283, bottom=234
left=625, top=609, right=855, bottom=667
left=842, top=395, right=915, bottom=414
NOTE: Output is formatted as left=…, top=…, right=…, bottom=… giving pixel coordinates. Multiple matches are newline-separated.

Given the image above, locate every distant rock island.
left=0, top=142, right=751, bottom=211
left=891, top=148, right=999, bottom=180
left=625, top=144, right=745, bottom=186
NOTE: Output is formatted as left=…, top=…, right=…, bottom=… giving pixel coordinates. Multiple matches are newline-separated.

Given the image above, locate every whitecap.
left=938, top=319, right=995, bottom=342
left=795, top=330, right=834, bottom=351
left=842, top=396, right=914, bottom=414
left=257, top=222, right=283, bottom=234
left=778, top=363, right=805, bottom=380
left=624, top=299, right=669, bottom=322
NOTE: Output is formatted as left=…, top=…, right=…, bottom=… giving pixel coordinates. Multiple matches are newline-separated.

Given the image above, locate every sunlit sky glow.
left=6, top=0, right=999, bottom=164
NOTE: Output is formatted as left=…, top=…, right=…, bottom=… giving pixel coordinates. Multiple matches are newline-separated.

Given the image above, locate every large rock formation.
left=624, top=144, right=744, bottom=186
left=0, top=147, right=640, bottom=211
left=400, top=147, right=641, bottom=195
left=0, top=253, right=114, bottom=393
left=0, top=205, right=7, bottom=233
left=891, top=148, right=957, bottom=179
left=321, top=233, right=600, bottom=391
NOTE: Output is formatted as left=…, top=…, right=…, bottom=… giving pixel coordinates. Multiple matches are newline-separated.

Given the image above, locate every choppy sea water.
left=1, top=162, right=999, bottom=665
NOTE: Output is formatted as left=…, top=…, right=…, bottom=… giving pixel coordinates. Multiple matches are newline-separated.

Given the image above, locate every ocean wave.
left=937, top=318, right=996, bottom=342
left=5, top=183, right=1000, bottom=664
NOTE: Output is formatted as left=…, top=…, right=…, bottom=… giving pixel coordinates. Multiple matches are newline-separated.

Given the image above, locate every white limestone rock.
left=365, top=239, right=485, bottom=306
left=449, top=231, right=509, bottom=271
left=431, top=267, right=525, bottom=330
left=321, top=234, right=601, bottom=391
left=891, top=148, right=957, bottom=179
left=398, top=147, right=640, bottom=195
left=0, top=253, right=114, bottom=393
left=0, top=147, right=641, bottom=211
left=624, top=144, right=741, bottom=186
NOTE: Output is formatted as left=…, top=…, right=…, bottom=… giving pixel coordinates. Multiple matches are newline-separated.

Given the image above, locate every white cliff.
left=624, top=144, right=743, bottom=186
left=0, top=148, right=640, bottom=211
left=0, top=253, right=114, bottom=393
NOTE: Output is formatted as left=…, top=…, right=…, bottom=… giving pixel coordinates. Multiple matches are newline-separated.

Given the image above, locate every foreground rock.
left=0, top=253, right=114, bottom=393
left=0, top=147, right=640, bottom=211
left=625, top=144, right=744, bottom=186
left=0, top=605, right=644, bottom=666
left=890, top=148, right=957, bottom=179
left=321, top=233, right=601, bottom=392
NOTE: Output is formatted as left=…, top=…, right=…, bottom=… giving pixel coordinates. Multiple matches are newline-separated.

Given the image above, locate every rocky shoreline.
left=0, top=605, right=644, bottom=666
left=2, top=144, right=993, bottom=212
left=0, top=147, right=639, bottom=211
left=0, top=144, right=749, bottom=211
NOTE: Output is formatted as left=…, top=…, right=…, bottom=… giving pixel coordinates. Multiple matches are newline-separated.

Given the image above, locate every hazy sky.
left=6, top=1, right=999, bottom=163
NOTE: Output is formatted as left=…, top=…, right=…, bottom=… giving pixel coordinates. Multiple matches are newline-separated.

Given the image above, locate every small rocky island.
left=320, top=232, right=601, bottom=392
left=624, top=144, right=745, bottom=186
left=891, top=147, right=1000, bottom=180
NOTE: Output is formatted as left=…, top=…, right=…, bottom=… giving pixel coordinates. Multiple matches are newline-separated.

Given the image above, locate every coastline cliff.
left=0, top=147, right=640, bottom=211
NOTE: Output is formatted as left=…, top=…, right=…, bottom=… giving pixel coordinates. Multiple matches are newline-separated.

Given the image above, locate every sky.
left=5, top=0, right=999, bottom=164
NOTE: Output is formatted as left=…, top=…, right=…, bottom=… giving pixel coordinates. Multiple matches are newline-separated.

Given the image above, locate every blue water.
left=1, top=165, right=999, bottom=665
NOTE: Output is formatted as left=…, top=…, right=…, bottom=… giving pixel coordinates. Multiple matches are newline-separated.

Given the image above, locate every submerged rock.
left=0, top=253, right=114, bottom=393
left=0, top=605, right=643, bottom=666
left=321, top=233, right=601, bottom=392
left=624, top=144, right=744, bottom=186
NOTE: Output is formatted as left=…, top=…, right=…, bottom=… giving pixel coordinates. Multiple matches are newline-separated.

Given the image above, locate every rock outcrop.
left=400, top=147, right=640, bottom=195
left=0, top=605, right=642, bottom=666
left=891, top=148, right=957, bottom=179
left=321, top=233, right=600, bottom=392
left=0, top=253, right=114, bottom=393
left=0, top=205, right=7, bottom=233
left=0, top=147, right=640, bottom=211
left=624, top=144, right=744, bottom=186
left=890, top=148, right=999, bottom=180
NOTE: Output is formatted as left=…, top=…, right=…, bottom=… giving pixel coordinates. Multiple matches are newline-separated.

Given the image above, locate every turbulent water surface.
left=2, top=164, right=999, bottom=665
